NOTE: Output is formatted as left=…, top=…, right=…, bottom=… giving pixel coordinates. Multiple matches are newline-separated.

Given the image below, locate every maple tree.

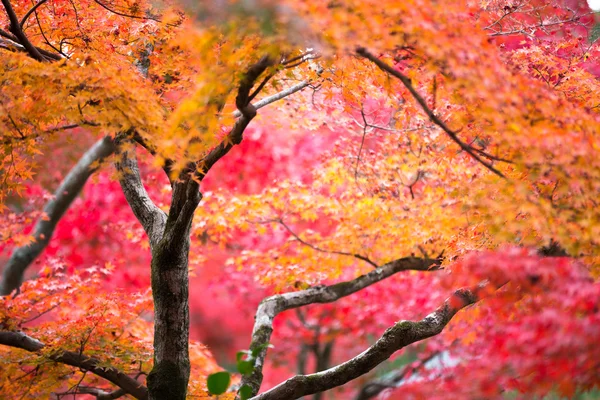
left=1, top=0, right=600, bottom=399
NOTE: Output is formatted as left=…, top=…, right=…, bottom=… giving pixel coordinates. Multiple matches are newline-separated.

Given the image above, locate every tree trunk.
left=147, top=220, right=194, bottom=399
left=116, top=148, right=201, bottom=399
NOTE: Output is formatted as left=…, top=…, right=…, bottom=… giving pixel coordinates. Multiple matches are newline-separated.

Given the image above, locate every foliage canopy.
left=0, top=0, right=599, bottom=399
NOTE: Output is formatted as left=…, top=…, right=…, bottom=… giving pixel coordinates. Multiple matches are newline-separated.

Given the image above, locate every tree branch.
left=160, top=178, right=201, bottom=247
left=92, top=0, right=160, bottom=22
left=193, top=56, right=275, bottom=180
left=63, top=386, right=126, bottom=399
left=238, top=256, right=441, bottom=397
left=130, top=132, right=174, bottom=181
left=0, top=136, right=116, bottom=296
left=0, top=331, right=148, bottom=400
left=235, top=56, right=275, bottom=115
left=199, top=78, right=309, bottom=178
left=248, top=71, right=276, bottom=103
left=114, top=144, right=167, bottom=249
left=356, top=47, right=506, bottom=178
left=251, top=287, right=479, bottom=400
left=196, top=113, right=254, bottom=179
left=232, top=80, right=311, bottom=118
left=354, top=351, right=441, bottom=400
left=19, top=0, right=49, bottom=29
left=0, top=30, right=61, bottom=60
left=161, top=58, right=278, bottom=244
left=0, top=0, right=45, bottom=61
left=139, top=64, right=311, bottom=186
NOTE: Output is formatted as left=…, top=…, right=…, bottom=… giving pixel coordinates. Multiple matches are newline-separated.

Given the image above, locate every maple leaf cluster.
left=0, top=0, right=599, bottom=399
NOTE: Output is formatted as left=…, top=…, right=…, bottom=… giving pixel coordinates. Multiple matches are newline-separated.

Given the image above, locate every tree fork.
left=147, top=180, right=200, bottom=400
left=119, top=55, right=285, bottom=399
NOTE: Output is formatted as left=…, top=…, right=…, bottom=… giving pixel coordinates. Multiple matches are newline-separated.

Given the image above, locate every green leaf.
left=237, top=360, right=255, bottom=375
left=207, top=371, right=231, bottom=395
left=239, top=384, right=253, bottom=400
left=236, top=350, right=251, bottom=363
left=251, top=343, right=273, bottom=358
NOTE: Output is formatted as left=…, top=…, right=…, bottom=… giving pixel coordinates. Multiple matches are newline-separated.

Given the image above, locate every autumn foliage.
left=1, top=0, right=600, bottom=399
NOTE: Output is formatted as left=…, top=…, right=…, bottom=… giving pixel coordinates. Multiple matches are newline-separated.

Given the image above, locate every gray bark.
left=232, top=80, right=311, bottom=118
left=251, top=288, right=478, bottom=400
left=115, top=146, right=197, bottom=400
left=0, top=45, right=311, bottom=399
left=119, top=56, right=274, bottom=399
left=0, top=136, right=116, bottom=295
left=145, top=178, right=200, bottom=400
left=115, top=149, right=167, bottom=249
left=239, top=257, right=441, bottom=397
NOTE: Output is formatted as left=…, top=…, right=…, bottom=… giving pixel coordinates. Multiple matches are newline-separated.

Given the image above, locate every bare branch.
left=354, top=107, right=369, bottom=188
left=235, top=56, right=275, bottom=115
left=0, top=28, right=18, bottom=41
left=160, top=178, right=201, bottom=247
left=31, top=8, right=67, bottom=58
left=356, top=47, right=506, bottom=178
left=238, top=256, right=441, bottom=397
left=248, top=71, right=276, bottom=103
left=162, top=57, right=278, bottom=243
left=197, top=66, right=313, bottom=180
left=195, top=114, right=253, bottom=179
left=251, top=287, right=479, bottom=400
left=0, top=136, right=116, bottom=296
left=114, top=145, right=167, bottom=249
left=130, top=132, right=174, bottom=180
left=282, top=51, right=319, bottom=67
left=232, top=80, right=311, bottom=118
left=0, top=331, right=148, bottom=400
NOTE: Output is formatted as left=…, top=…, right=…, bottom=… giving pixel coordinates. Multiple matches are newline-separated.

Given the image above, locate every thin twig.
left=19, top=0, right=49, bottom=28
left=356, top=47, right=507, bottom=178
left=354, top=107, right=369, bottom=186
left=92, top=0, right=161, bottom=22
left=274, top=218, right=379, bottom=268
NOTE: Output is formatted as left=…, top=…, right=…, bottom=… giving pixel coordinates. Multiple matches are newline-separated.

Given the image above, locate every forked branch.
left=19, top=0, right=49, bottom=28
left=251, top=287, right=479, bottom=400
left=161, top=56, right=276, bottom=246
left=238, top=256, right=441, bottom=397
left=196, top=56, right=275, bottom=179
